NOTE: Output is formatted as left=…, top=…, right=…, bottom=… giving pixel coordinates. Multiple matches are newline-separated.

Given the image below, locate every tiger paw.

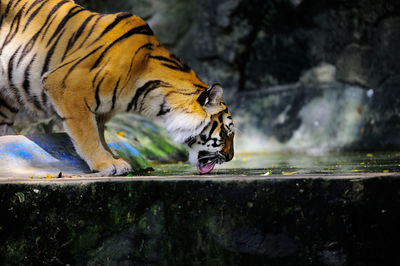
left=90, top=158, right=132, bottom=176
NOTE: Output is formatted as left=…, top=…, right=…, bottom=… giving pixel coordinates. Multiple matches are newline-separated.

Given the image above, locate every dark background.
left=77, top=0, right=400, bottom=153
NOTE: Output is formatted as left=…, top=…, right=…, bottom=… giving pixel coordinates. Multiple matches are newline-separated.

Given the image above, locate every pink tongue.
left=197, top=162, right=216, bottom=174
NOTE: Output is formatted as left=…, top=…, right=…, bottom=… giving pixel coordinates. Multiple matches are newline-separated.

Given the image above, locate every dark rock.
left=1, top=175, right=400, bottom=265
left=74, top=0, right=400, bottom=151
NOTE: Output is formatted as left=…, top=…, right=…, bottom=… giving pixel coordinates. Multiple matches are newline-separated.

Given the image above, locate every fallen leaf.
left=116, top=131, right=125, bottom=137
left=282, top=171, right=297, bottom=175
left=262, top=170, right=272, bottom=176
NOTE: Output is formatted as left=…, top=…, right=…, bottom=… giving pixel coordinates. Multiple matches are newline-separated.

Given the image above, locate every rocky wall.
left=76, top=0, right=400, bottom=152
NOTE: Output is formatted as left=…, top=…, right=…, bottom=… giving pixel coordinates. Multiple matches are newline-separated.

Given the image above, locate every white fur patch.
left=163, top=111, right=210, bottom=144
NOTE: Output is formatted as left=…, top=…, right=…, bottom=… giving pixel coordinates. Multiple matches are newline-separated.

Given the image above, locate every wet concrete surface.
left=2, top=151, right=399, bottom=180
left=145, top=151, right=400, bottom=177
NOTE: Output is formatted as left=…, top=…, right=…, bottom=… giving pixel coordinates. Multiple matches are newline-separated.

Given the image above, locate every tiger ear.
left=197, top=83, right=223, bottom=107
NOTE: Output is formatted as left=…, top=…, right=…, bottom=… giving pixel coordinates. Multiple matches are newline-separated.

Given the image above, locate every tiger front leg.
left=51, top=99, right=132, bottom=176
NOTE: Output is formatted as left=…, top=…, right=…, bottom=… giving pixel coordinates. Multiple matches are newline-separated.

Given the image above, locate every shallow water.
left=149, top=151, right=400, bottom=176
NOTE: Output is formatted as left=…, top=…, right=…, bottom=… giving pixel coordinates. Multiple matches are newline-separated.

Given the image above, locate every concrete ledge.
left=1, top=173, right=400, bottom=265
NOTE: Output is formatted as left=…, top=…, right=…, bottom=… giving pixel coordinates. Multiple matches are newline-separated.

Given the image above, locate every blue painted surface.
left=0, top=133, right=148, bottom=177
left=25, top=134, right=90, bottom=170
left=2, top=143, right=34, bottom=160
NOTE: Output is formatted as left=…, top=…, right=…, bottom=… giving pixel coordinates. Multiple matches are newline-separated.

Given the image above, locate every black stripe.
left=39, top=0, right=70, bottom=41
left=8, top=46, right=22, bottom=101
left=5, top=0, right=15, bottom=15
left=41, top=91, right=48, bottom=108
left=94, top=76, right=105, bottom=112
left=42, top=28, right=66, bottom=76
left=22, top=54, right=36, bottom=93
left=0, top=99, right=18, bottom=113
left=149, top=55, right=182, bottom=68
left=149, top=55, right=190, bottom=73
left=126, top=80, right=161, bottom=112
left=91, top=24, right=154, bottom=71
left=61, top=45, right=103, bottom=87
left=166, top=89, right=202, bottom=97
left=162, top=63, right=190, bottom=73
left=23, top=0, right=47, bottom=32
left=218, top=113, right=223, bottom=123
left=90, top=12, right=132, bottom=45
left=8, top=47, right=21, bottom=83
left=61, top=14, right=95, bottom=61
left=46, top=0, right=69, bottom=18
left=12, top=0, right=23, bottom=9
left=32, top=95, right=43, bottom=110
left=156, top=100, right=171, bottom=116
left=91, top=59, right=108, bottom=89
left=0, top=122, right=13, bottom=126
left=36, top=0, right=69, bottom=35
left=25, top=0, right=45, bottom=16
left=138, top=81, right=168, bottom=112
left=0, top=3, right=26, bottom=54
left=197, top=121, right=211, bottom=138
left=46, top=6, right=85, bottom=47
left=170, top=54, right=190, bottom=71
left=41, top=14, right=58, bottom=41
left=77, top=14, right=105, bottom=49
left=186, top=137, right=196, bottom=147
left=46, top=57, right=79, bottom=73
left=84, top=98, right=95, bottom=114
left=0, top=110, right=9, bottom=119
left=139, top=82, right=171, bottom=112
left=197, top=89, right=208, bottom=105
left=200, top=121, right=219, bottom=145
left=21, top=54, right=43, bottom=111
left=126, top=43, right=153, bottom=79
left=209, top=121, right=218, bottom=137
left=18, top=0, right=69, bottom=64
left=150, top=55, right=180, bottom=66
left=18, top=36, right=38, bottom=65
left=111, top=78, right=120, bottom=110
left=194, top=84, right=208, bottom=90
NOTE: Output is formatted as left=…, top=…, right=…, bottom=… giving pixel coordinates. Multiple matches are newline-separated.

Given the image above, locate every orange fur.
left=0, top=0, right=234, bottom=175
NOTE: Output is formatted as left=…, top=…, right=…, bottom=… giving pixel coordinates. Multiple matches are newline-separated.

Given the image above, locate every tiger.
left=0, top=0, right=234, bottom=175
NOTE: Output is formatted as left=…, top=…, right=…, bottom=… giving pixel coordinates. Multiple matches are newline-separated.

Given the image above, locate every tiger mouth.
left=197, top=151, right=226, bottom=174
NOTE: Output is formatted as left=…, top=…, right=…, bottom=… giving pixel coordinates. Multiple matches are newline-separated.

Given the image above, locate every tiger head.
left=185, top=91, right=235, bottom=174
left=160, top=82, right=235, bottom=174
left=134, top=44, right=234, bottom=173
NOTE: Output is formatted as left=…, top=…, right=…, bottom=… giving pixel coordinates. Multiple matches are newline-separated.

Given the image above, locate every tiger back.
left=0, top=0, right=234, bottom=175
